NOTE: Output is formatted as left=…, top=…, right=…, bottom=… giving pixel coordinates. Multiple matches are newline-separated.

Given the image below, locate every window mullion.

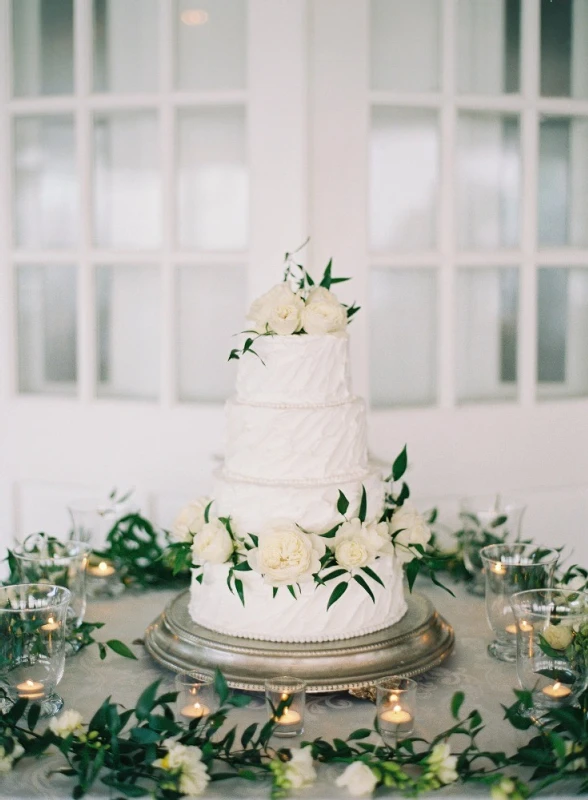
left=519, top=0, right=540, bottom=408
left=0, top=0, right=13, bottom=401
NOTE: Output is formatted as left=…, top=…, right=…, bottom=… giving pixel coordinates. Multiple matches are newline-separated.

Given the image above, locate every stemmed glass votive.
left=0, top=584, right=71, bottom=717
left=480, top=544, right=558, bottom=662
left=460, top=495, right=527, bottom=596
left=12, top=534, right=89, bottom=643
left=511, top=589, right=588, bottom=716
left=175, top=673, right=217, bottom=721
left=265, top=677, right=306, bottom=737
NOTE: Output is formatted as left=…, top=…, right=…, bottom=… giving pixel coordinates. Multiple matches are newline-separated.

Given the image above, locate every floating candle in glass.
left=376, top=677, right=417, bottom=741
left=175, top=672, right=217, bottom=723
left=16, top=679, right=45, bottom=699
left=265, top=677, right=306, bottom=737
left=541, top=681, right=572, bottom=700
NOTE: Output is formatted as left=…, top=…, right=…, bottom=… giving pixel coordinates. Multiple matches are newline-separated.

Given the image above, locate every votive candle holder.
left=480, top=544, right=558, bottom=663
left=0, top=584, right=71, bottom=717
left=376, top=676, right=417, bottom=742
left=175, top=673, right=217, bottom=721
left=265, top=676, right=306, bottom=737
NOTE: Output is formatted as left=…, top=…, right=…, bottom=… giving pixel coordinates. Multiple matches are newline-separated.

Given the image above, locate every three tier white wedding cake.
left=171, top=257, right=432, bottom=644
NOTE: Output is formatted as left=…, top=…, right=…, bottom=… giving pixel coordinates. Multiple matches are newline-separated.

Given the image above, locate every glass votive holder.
left=376, top=676, right=417, bottom=742
left=511, top=589, right=588, bottom=716
left=85, top=555, right=125, bottom=599
left=12, top=534, right=89, bottom=637
left=460, top=495, right=527, bottom=596
left=68, top=497, right=118, bottom=548
left=481, top=544, right=558, bottom=663
left=175, top=673, right=217, bottom=722
left=0, top=584, right=71, bottom=717
left=265, top=676, right=306, bottom=737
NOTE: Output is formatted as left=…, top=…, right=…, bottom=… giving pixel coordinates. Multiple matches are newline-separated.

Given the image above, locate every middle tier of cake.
left=224, top=397, right=367, bottom=482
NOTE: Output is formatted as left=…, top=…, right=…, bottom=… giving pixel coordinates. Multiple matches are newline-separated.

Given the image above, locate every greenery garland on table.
left=2, top=668, right=588, bottom=799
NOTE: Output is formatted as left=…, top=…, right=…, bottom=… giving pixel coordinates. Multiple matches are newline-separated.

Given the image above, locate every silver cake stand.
left=145, top=591, right=455, bottom=692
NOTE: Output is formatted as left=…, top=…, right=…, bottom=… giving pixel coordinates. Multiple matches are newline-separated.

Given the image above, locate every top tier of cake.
left=235, top=332, right=351, bottom=406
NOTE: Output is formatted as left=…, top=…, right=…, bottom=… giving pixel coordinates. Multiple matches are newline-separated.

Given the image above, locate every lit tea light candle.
left=519, top=620, right=533, bottom=633
left=180, top=701, right=210, bottom=719
left=542, top=681, right=572, bottom=699
left=87, top=560, right=115, bottom=578
left=41, top=616, right=60, bottom=632
left=274, top=693, right=302, bottom=726
left=380, top=703, right=413, bottom=725
left=16, top=679, right=44, bottom=699
left=492, top=562, right=505, bottom=575
left=505, top=623, right=517, bottom=635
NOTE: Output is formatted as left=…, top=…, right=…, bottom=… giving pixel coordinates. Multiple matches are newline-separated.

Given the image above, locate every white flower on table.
left=542, top=623, right=574, bottom=651
left=388, top=503, right=431, bottom=565
left=424, top=741, right=458, bottom=786
left=0, top=740, right=24, bottom=774
left=172, top=498, right=212, bottom=544
left=247, top=283, right=304, bottom=336
left=247, top=520, right=325, bottom=587
left=335, top=761, right=379, bottom=796
left=191, top=519, right=234, bottom=566
left=558, top=740, right=587, bottom=772
left=48, top=709, right=84, bottom=739
left=270, top=746, right=317, bottom=791
left=153, top=738, right=209, bottom=797
left=490, top=776, right=527, bottom=800
left=301, top=286, right=347, bottom=335
left=333, top=518, right=392, bottom=571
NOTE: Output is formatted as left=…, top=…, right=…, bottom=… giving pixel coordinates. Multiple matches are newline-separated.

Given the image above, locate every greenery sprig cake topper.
left=228, top=244, right=360, bottom=361
left=169, top=446, right=450, bottom=608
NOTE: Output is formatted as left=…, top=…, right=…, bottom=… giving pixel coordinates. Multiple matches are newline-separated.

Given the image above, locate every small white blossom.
left=49, top=709, right=84, bottom=739
left=389, top=503, right=431, bottom=565
left=560, top=741, right=587, bottom=772
left=0, top=741, right=24, bottom=774
left=542, top=623, right=574, bottom=651
left=425, top=742, right=458, bottom=785
left=172, top=498, right=212, bottom=544
left=270, top=747, right=317, bottom=791
left=153, top=738, right=209, bottom=797
left=335, top=761, right=379, bottom=796
left=191, top=519, right=234, bottom=566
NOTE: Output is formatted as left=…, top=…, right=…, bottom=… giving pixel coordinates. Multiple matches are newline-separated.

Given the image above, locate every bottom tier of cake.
left=188, top=555, right=407, bottom=643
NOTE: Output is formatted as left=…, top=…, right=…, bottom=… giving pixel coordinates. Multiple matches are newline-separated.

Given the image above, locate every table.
left=0, top=581, right=573, bottom=798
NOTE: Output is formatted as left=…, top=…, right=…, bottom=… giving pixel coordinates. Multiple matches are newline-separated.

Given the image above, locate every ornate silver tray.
left=145, top=591, right=454, bottom=693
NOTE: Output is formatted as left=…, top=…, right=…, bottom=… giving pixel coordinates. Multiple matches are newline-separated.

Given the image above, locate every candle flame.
left=389, top=693, right=398, bottom=703
left=281, top=692, right=289, bottom=702
left=99, top=561, right=108, bottom=572
left=493, top=562, right=505, bottom=574
left=393, top=704, right=402, bottom=713
left=25, top=680, right=35, bottom=688
left=47, top=617, right=54, bottom=625
left=553, top=681, right=561, bottom=691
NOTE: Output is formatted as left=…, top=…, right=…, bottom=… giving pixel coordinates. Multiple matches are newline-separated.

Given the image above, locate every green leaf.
left=320, top=258, right=333, bottom=289
left=451, top=691, right=465, bottom=720
left=396, top=482, right=410, bottom=506
left=347, top=728, right=372, bottom=741
left=358, top=486, right=367, bottom=523
left=27, top=702, right=41, bottom=731
left=135, top=680, right=161, bottom=721
left=249, top=533, right=259, bottom=547
left=241, top=722, right=258, bottom=748
left=538, top=635, right=564, bottom=659
left=106, top=640, right=137, bottom=660
left=322, top=568, right=348, bottom=583
left=361, top=565, right=385, bottom=587
left=405, top=559, right=420, bottom=592
left=392, top=446, right=408, bottom=482
left=354, top=574, right=375, bottom=602
left=98, top=642, right=107, bottom=660
left=287, top=584, right=297, bottom=599
left=204, top=500, right=213, bottom=524
left=100, top=779, right=147, bottom=798
left=327, top=580, right=348, bottom=610
left=234, top=578, right=245, bottom=607
left=130, top=727, right=162, bottom=744
left=320, top=524, right=341, bottom=539
left=272, top=587, right=278, bottom=598
left=233, top=561, right=252, bottom=572
left=215, top=669, right=230, bottom=706
left=337, top=491, right=350, bottom=516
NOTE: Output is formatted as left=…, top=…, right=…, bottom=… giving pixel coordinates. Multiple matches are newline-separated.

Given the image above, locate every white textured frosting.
left=214, top=466, right=386, bottom=535
left=224, top=398, right=367, bottom=481
left=189, top=556, right=407, bottom=642
left=236, top=333, right=351, bottom=406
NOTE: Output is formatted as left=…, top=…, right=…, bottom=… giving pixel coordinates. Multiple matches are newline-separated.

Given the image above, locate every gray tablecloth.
left=0, top=582, right=571, bottom=798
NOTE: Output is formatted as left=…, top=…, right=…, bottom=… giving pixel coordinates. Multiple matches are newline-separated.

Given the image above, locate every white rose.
left=301, top=287, right=347, bottom=335
left=542, top=623, right=574, bottom=651
left=172, top=498, right=211, bottom=543
left=334, top=518, right=391, bottom=571
left=335, top=761, right=378, bottom=796
left=0, top=741, right=24, bottom=774
left=49, top=709, right=84, bottom=739
left=283, top=747, right=317, bottom=789
left=389, top=503, right=431, bottom=565
left=191, top=519, right=233, bottom=566
left=491, top=778, right=516, bottom=800
left=247, top=284, right=304, bottom=335
left=426, top=742, right=458, bottom=785
left=154, top=739, right=210, bottom=797
left=364, top=520, right=394, bottom=556
left=247, top=520, right=325, bottom=586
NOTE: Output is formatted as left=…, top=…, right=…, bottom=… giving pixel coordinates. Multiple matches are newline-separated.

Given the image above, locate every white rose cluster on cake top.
left=171, top=255, right=432, bottom=643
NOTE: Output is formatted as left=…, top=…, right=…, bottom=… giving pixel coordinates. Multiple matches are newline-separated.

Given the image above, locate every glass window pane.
left=540, top=0, right=588, bottom=98
left=176, top=0, right=246, bottom=91
left=93, top=0, right=159, bottom=93
left=14, top=115, right=77, bottom=249
left=370, top=268, right=437, bottom=407
left=177, top=265, right=247, bottom=402
left=457, top=112, right=520, bottom=249
left=538, top=116, right=588, bottom=248
left=17, top=264, right=77, bottom=395
left=457, top=268, right=519, bottom=403
left=12, top=0, right=74, bottom=96
left=93, top=111, right=160, bottom=248
left=458, top=0, right=520, bottom=94
left=370, top=107, right=439, bottom=251
left=370, top=0, right=440, bottom=92
left=96, top=265, right=160, bottom=400
left=177, top=107, right=248, bottom=250
left=537, top=267, right=588, bottom=399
